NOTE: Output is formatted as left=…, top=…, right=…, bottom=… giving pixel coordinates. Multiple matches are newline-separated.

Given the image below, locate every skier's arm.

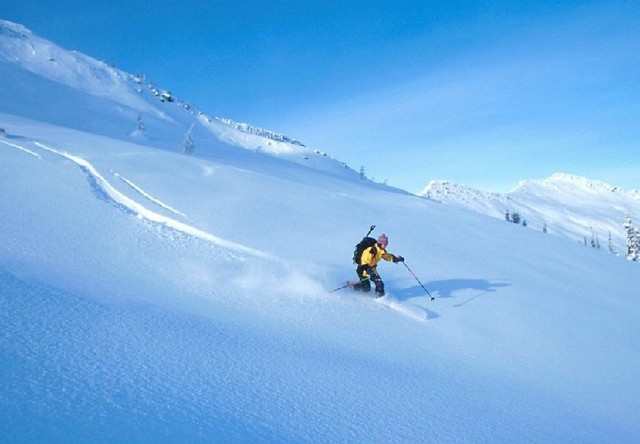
left=382, top=252, right=395, bottom=262
left=384, top=252, right=404, bottom=263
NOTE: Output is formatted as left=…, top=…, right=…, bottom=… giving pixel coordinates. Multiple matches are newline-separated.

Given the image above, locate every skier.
left=352, top=233, right=404, bottom=297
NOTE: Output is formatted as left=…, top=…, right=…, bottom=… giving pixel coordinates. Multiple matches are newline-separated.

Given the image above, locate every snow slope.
left=0, top=19, right=366, bottom=182
left=3, top=113, right=640, bottom=443
left=2, top=19, right=640, bottom=444
left=420, top=173, right=640, bottom=251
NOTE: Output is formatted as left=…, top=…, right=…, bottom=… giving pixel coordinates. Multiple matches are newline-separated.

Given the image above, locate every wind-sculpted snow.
left=114, top=172, right=187, bottom=218
left=0, top=138, right=41, bottom=158
left=33, top=141, right=273, bottom=260
left=0, top=119, right=638, bottom=443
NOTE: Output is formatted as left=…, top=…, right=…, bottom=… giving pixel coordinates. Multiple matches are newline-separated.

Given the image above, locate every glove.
left=393, top=255, right=405, bottom=263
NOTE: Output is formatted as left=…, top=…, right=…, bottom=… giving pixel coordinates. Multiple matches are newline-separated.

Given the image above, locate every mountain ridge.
left=419, top=172, right=639, bottom=250
left=0, top=18, right=363, bottom=182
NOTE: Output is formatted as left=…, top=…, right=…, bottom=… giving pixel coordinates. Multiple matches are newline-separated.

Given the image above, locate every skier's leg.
left=370, top=269, right=385, bottom=297
left=374, top=279, right=385, bottom=297
left=353, top=279, right=371, bottom=292
left=353, top=265, right=371, bottom=292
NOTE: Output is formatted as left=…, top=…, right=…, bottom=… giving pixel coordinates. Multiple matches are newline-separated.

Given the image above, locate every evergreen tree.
left=130, top=114, right=145, bottom=138
left=590, top=228, right=596, bottom=248
left=511, top=212, right=521, bottom=224
left=608, top=231, right=616, bottom=254
left=625, top=217, right=639, bottom=261
left=624, top=217, right=632, bottom=258
left=183, top=123, right=195, bottom=155
left=522, top=219, right=527, bottom=227
left=359, top=166, right=366, bottom=180
left=542, top=223, right=548, bottom=234
left=505, top=210, right=511, bottom=222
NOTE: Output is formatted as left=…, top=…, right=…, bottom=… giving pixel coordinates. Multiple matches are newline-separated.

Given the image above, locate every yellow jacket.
left=359, top=244, right=395, bottom=270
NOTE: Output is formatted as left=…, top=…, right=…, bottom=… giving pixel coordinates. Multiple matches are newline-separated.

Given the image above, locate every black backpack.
left=353, top=237, right=377, bottom=264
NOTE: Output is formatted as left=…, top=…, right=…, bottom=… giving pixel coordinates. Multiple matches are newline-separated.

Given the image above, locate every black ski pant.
left=353, top=265, right=385, bottom=296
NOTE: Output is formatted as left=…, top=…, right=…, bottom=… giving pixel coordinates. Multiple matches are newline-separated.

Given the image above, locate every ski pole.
left=402, top=262, right=434, bottom=301
left=365, top=225, right=376, bottom=237
left=330, top=282, right=352, bottom=293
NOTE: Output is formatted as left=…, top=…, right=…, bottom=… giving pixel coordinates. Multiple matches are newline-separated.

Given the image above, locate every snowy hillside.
left=0, top=19, right=364, bottom=181
left=420, top=172, right=640, bottom=251
left=2, top=19, right=640, bottom=444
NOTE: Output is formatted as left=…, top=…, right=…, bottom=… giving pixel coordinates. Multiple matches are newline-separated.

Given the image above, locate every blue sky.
left=4, top=0, right=639, bottom=191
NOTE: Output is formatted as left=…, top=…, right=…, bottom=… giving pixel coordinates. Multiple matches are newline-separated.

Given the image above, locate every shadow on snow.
left=393, top=279, right=511, bottom=307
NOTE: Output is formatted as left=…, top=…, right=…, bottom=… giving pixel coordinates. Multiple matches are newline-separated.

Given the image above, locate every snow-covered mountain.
left=420, top=172, right=640, bottom=251
left=2, top=19, right=640, bottom=443
left=0, top=19, right=364, bottom=181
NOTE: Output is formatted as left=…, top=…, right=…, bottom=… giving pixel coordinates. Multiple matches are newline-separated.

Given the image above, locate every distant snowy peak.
left=418, top=172, right=640, bottom=250
left=421, top=180, right=501, bottom=200
left=420, top=172, right=638, bottom=205
left=419, top=180, right=509, bottom=220
left=516, top=172, right=622, bottom=194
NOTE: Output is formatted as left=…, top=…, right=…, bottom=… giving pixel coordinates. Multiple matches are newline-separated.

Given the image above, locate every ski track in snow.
left=113, top=172, right=188, bottom=218
left=0, top=139, right=41, bottom=158
left=32, top=141, right=273, bottom=260
left=372, top=295, right=428, bottom=322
